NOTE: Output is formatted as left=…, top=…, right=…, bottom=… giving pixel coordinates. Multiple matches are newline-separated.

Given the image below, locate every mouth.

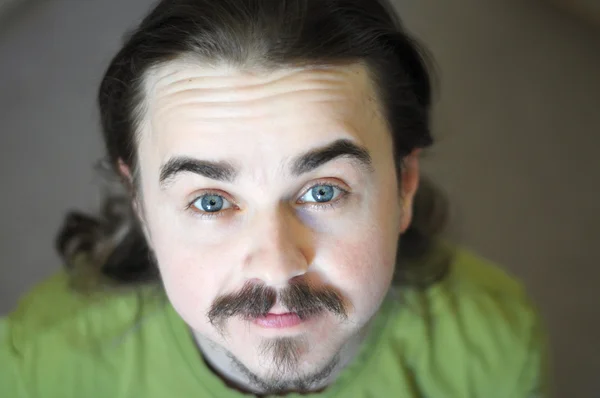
left=250, top=304, right=327, bottom=329
left=252, top=312, right=303, bottom=329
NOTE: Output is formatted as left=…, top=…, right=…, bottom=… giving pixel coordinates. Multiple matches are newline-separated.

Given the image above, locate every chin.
left=231, top=338, right=341, bottom=395
left=223, top=316, right=348, bottom=393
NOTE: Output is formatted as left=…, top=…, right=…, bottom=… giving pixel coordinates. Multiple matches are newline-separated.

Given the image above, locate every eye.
left=298, top=183, right=346, bottom=205
left=189, top=193, right=234, bottom=216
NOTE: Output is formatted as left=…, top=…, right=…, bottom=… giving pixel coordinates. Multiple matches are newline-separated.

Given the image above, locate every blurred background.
left=0, top=0, right=598, bottom=396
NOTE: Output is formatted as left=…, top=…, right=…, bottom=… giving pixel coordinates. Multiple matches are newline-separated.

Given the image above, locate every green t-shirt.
left=0, top=246, right=548, bottom=397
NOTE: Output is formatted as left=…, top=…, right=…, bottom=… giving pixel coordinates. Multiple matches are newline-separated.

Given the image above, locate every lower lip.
left=252, top=313, right=303, bottom=329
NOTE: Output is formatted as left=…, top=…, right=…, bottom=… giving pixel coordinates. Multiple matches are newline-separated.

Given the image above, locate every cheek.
left=143, top=207, right=239, bottom=331
left=321, top=178, right=401, bottom=320
left=320, top=219, right=398, bottom=322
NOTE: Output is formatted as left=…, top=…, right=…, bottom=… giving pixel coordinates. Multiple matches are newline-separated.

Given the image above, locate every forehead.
left=137, top=60, right=389, bottom=171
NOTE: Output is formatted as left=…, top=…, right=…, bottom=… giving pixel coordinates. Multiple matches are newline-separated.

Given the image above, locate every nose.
left=242, top=206, right=311, bottom=287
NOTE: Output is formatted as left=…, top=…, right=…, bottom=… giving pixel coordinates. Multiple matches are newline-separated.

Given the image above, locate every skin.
left=124, top=60, right=420, bottom=394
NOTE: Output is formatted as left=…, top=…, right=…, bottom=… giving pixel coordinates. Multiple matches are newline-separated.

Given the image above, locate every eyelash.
left=185, top=181, right=350, bottom=220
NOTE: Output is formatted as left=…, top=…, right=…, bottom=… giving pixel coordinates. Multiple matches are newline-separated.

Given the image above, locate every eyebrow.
left=159, top=158, right=237, bottom=188
left=158, top=138, right=373, bottom=189
left=290, top=138, right=373, bottom=177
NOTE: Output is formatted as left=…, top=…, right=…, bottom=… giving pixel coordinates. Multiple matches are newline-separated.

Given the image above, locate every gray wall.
left=1, top=0, right=599, bottom=396
left=0, top=0, right=23, bottom=16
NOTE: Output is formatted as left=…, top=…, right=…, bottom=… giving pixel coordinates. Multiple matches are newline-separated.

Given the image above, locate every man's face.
left=134, top=60, right=414, bottom=389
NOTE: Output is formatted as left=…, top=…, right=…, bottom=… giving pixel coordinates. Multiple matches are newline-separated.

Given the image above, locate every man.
left=0, top=0, right=547, bottom=396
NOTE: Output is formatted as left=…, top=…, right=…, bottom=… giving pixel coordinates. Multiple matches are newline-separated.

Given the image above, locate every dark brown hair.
left=56, top=0, right=448, bottom=291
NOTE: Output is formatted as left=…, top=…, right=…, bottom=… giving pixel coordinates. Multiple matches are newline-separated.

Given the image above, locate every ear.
left=118, top=159, right=153, bottom=244
left=118, top=159, right=133, bottom=188
left=399, top=149, right=421, bottom=233
left=118, top=159, right=142, bottom=220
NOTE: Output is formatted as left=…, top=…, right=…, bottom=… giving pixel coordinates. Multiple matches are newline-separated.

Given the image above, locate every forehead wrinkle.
left=155, top=93, right=356, bottom=126
left=140, top=61, right=382, bottom=127
left=158, top=67, right=315, bottom=94
left=145, top=61, right=369, bottom=107
left=157, top=83, right=349, bottom=111
left=153, top=91, right=355, bottom=124
left=139, top=62, right=386, bottom=183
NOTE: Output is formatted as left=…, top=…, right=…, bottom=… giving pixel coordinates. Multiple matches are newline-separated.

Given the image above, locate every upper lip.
left=267, top=304, right=292, bottom=315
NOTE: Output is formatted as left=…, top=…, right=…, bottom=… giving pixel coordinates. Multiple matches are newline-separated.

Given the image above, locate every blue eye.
left=299, top=184, right=342, bottom=204
left=188, top=183, right=348, bottom=220
left=191, top=194, right=233, bottom=213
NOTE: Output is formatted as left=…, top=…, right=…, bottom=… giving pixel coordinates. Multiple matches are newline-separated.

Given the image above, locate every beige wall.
left=552, top=0, right=600, bottom=25
left=396, top=0, right=600, bottom=396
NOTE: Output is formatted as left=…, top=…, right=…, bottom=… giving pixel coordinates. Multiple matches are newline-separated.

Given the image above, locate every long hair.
left=56, top=0, right=449, bottom=292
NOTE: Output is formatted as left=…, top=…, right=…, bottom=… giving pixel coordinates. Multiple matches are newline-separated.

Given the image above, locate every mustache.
left=207, top=280, right=347, bottom=327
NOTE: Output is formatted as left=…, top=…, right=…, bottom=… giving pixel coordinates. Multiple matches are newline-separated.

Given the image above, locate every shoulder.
left=441, top=245, right=545, bottom=355
left=1, top=270, right=166, bottom=397
left=399, top=242, right=538, bottom=330
left=444, top=246, right=542, bottom=346
left=402, top=242, right=539, bottom=324
left=394, top=243, right=547, bottom=397
left=6, top=271, right=145, bottom=348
